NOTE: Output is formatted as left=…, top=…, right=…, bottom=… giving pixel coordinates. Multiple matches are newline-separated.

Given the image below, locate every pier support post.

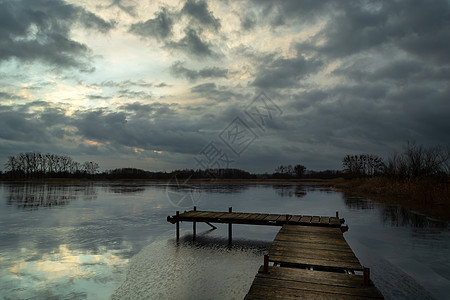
left=336, top=211, right=339, bottom=218
left=193, top=206, right=196, bottom=240
left=228, top=207, right=232, bottom=245
left=286, top=214, right=289, bottom=224
left=176, top=211, right=180, bottom=240
left=363, top=267, right=370, bottom=286
left=263, top=255, right=269, bottom=274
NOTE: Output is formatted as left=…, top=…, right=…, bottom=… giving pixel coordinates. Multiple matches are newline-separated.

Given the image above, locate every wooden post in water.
left=336, top=211, right=339, bottom=218
left=363, top=267, right=370, bottom=286
left=176, top=211, right=180, bottom=240
left=228, top=207, right=232, bottom=245
left=286, top=214, right=289, bottom=224
left=193, top=206, right=197, bottom=240
left=263, top=255, right=269, bottom=274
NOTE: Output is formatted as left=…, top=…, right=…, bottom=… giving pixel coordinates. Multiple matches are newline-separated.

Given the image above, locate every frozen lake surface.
left=0, top=181, right=449, bottom=299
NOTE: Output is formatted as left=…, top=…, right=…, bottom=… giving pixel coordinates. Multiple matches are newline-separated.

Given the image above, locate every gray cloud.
left=252, top=0, right=332, bottom=27
left=107, top=0, right=137, bottom=16
left=240, top=11, right=257, bottom=31
left=0, top=101, right=210, bottom=159
left=100, top=80, right=153, bottom=88
left=0, top=0, right=114, bottom=70
left=294, top=0, right=450, bottom=65
left=170, top=61, right=227, bottom=81
left=181, top=0, right=221, bottom=32
left=166, top=28, right=214, bottom=58
left=252, top=55, right=323, bottom=89
left=128, top=1, right=219, bottom=58
left=129, top=7, right=174, bottom=40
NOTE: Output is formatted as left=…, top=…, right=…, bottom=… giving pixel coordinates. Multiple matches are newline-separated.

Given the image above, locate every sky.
left=1, top=0, right=449, bottom=173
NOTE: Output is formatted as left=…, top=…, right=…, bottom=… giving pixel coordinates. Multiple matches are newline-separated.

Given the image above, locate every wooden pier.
left=167, top=208, right=383, bottom=299
left=167, top=207, right=346, bottom=242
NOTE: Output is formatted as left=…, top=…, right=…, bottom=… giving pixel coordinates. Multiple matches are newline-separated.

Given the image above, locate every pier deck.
left=167, top=209, right=343, bottom=227
left=245, top=265, right=383, bottom=299
left=166, top=209, right=383, bottom=299
left=270, top=225, right=363, bottom=272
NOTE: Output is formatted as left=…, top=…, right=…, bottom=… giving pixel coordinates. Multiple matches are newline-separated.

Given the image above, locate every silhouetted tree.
left=294, top=164, right=306, bottom=178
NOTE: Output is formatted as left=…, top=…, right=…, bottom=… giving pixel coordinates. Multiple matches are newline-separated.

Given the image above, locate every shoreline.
left=323, top=177, right=450, bottom=221
left=0, top=178, right=328, bottom=183
left=2, top=177, right=448, bottom=221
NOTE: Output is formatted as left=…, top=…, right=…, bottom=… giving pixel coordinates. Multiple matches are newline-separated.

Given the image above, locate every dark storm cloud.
left=190, top=82, right=242, bottom=103
left=72, top=105, right=207, bottom=154
left=0, top=102, right=68, bottom=143
left=252, top=55, right=323, bottom=89
left=240, top=11, right=257, bottom=31
left=181, top=0, right=220, bottom=32
left=0, top=101, right=211, bottom=157
left=252, top=0, right=331, bottom=26
left=166, top=28, right=214, bottom=58
left=170, top=61, right=227, bottom=81
left=0, top=0, right=114, bottom=69
left=129, top=1, right=219, bottom=58
left=245, top=0, right=450, bottom=164
left=129, top=7, right=174, bottom=40
left=294, top=0, right=450, bottom=64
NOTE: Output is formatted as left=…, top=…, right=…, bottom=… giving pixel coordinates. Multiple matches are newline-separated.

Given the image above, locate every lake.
left=0, top=181, right=449, bottom=299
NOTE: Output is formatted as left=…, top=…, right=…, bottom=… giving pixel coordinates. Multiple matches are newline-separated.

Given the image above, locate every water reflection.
left=105, top=184, right=146, bottom=194
left=381, top=205, right=448, bottom=228
left=166, top=182, right=251, bottom=194
left=343, top=193, right=448, bottom=228
left=113, top=237, right=269, bottom=300
left=272, top=184, right=307, bottom=198
left=6, top=183, right=97, bottom=209
left=343, top=194, right=376, bottom=210
left=3, top=244, right=129, bottom=299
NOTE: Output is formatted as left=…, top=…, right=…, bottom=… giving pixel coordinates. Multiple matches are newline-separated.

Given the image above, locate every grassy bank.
left=324, top=177, right=450, bottom=221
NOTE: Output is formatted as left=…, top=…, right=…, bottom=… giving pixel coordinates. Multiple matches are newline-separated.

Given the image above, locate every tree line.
left=343, top=142, right=449, bottom=179
left=4, top=152, right=99, bottom=178
left=3, top=142, right=448, bottom=180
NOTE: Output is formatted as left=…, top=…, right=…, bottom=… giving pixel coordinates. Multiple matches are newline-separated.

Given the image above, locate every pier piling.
left=228, top=207, right=232, bottom=245
left=193, top=206, right=197, bottom=240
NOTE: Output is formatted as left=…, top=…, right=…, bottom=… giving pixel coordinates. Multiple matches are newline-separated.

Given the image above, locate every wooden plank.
left=330, top=217, right=341, bottom=225
left=251, top=276, right=382, bottom=298
left=311, top=216, right=320, bottom=224
left=242, top=213, right=266, bottom=220
left=257, top=266, right=366, bottom=286
left=247, top=283, right=381, bottom=299
left=289, top=215, right=302, bottom=223
left=178, top=211, right=204, bottom=218
left=231, top=213, right=257, bottom=220
left=274, top=232, right=347, bottom=243
left=268, top=250, right=361, bottom=268
left=263, top=214, right=281, bottom=222
left=216, top=212, right=237, bottom=219
left=275, top=227, right=345, bottom=237
left=320, top=216, right=330, bottom=224
left=274, top=234, right=349, bottom=245
left=299, top=216, right=312, bottom=223
left=192, top=211, right=221, bottom=218
left=275, top=214, right=291, bottom=222
left=270, top=240, right=356, bottom=254
left=270, top=254, right=363, bottom=270
left=251, top=213, right=269, bottom=220
left=269, top=245, right=358, bottom=260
